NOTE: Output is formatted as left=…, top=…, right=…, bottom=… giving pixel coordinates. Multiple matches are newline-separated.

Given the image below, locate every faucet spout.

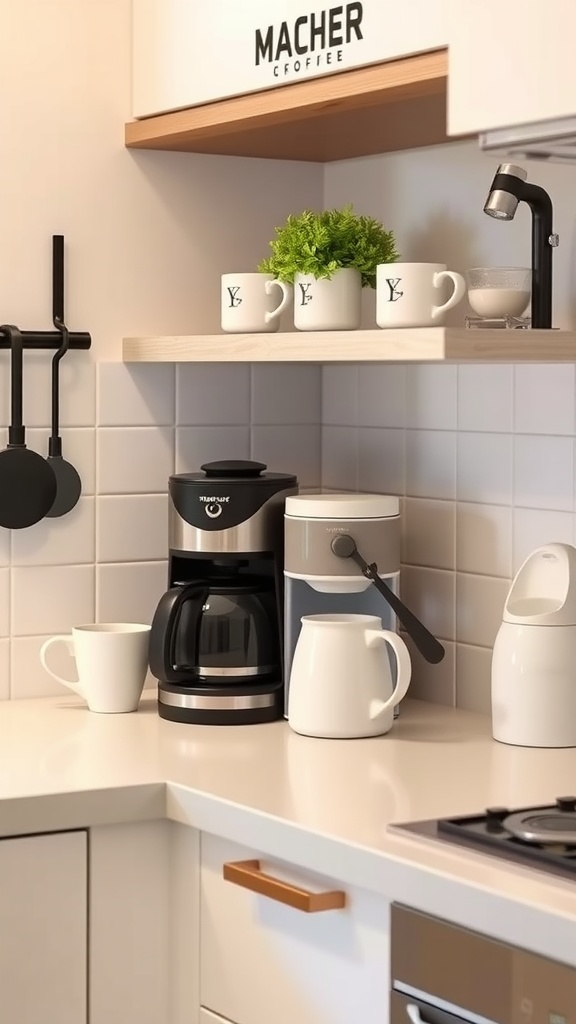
left=483, top=164, right=557, bottom=329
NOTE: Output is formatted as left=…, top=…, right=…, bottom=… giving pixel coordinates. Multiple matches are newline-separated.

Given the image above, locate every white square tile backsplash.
left=97, top=495, right=168, bottom=563
left=406, top=430, right=457, bottom=500
left=12, top=565, right=95, bottom=637
left=514, top=364, right=576, bottom=435
left=456, top=502, right=512, bottom=579
left=405, top=365, right=457, bottom=431
left=514, top=434, right=574, bottom=512
left=251, top=365, right=322, bottom=425
left=323, top=366, right=358, bottom=426
left=457, top=365, right=513, bottom=434
left=252, top=424, right=321, bottom=487
left=97, top=427, right=175, bottom=494
left=358, top=427, right=404, bottom=495
left=176, top=364, right=250, bottom=426
left=358, top=364, right=405, bottom=428
left=11, top=497, right=95, bottom=567
left=97, top=364, right=176, bottom=427
left=404, top=498, right=455, bottom=570
left=456, top=433, right=513, bottom=506
left=96, top=561, right=168, bottom=625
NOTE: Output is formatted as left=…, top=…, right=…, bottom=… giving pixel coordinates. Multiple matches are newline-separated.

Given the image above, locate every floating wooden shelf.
left=125, top=50, right=461, bottom=162
left=123, top=328, right=576, bottom=364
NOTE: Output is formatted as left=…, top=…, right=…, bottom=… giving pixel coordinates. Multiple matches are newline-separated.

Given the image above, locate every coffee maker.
left=284, top=493, right=401, bottom=714
left=149, top=460, right=298, bottom=725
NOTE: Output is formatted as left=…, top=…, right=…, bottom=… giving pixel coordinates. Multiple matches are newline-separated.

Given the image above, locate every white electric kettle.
left=287, top=613, right=411, bottom=739
left=491, top=543, right=576, bottom=748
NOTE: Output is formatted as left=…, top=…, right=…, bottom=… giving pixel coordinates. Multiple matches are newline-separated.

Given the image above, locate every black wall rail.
left=0, top=330, right=91, bottom=350
left=0, top=233, right=91, bottom=351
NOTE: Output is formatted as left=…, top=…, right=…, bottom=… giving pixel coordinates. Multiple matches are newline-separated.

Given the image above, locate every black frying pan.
left=0, top=325, right=57, bottom=529
left=46, top=235, right=81, bottom=518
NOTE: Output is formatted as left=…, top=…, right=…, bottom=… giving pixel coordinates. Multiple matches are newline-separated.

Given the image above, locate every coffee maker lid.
left=172, top=460, right=298, bottom=487
left=285, top=493, right=399, bottom=519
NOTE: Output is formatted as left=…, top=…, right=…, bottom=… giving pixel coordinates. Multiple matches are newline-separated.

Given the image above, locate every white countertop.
left=2, top=694, right=576, bottom=964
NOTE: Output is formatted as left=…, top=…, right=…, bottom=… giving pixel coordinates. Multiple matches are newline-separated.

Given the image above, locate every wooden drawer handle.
left=223, top=859, right=346, bottom=913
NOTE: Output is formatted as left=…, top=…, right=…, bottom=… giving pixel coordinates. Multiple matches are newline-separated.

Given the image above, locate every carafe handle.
left=365, top=628, right=412, bottom=716
left=149, top=582, right=208, bottom=684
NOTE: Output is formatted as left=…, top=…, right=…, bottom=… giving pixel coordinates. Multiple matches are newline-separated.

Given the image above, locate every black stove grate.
left=394, top=804, right=576, bottom=882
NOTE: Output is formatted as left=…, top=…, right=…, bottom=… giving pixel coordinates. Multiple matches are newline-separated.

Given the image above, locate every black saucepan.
left=0, top=325, right=57, bottom=529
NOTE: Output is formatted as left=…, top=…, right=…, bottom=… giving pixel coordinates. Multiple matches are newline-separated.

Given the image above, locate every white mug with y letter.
left=376, top=262, right=466, bottom=328
left=221, top=273, right=291, bottom=333
left=40, top=623, right=151, bottom=713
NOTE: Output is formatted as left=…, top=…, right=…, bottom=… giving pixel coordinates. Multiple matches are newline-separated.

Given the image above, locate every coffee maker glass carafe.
left=150, top=575, right=281, bottom=684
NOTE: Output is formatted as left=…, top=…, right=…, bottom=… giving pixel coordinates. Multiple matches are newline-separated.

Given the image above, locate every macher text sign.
left=133, top=0, right=450, bottom=117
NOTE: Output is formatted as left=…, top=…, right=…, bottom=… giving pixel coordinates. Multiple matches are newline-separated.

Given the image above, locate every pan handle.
left=0, top=325, right=24, bottom=445
left=50, top=235, right=69, bottom=457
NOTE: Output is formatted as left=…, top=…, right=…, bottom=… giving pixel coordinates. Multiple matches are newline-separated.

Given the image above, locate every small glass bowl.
left=466, top=267, right=531, bottom=319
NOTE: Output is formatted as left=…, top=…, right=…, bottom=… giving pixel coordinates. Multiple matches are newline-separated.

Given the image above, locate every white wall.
left=0, top=0, right=322, bottom=697
left=323, top=140, right=576, bottom=713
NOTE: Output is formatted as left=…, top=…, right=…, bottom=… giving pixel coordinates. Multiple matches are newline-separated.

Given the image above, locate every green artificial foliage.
left=258, top=205, right=399, bottom=288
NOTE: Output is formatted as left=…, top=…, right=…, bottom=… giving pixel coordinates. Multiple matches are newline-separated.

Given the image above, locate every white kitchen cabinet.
left=90, top=820, right=200, bottom=1024
left=133, top=0, right=453, bottom=118
left=200, top=832, right=389, bottom=1024
left=0, top=830, right=87, bottom=1024
left=448, top=0, right=576, bottom=135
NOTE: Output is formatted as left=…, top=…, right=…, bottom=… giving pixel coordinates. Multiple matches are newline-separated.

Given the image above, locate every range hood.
left=480, top=116, right=576, bottom=164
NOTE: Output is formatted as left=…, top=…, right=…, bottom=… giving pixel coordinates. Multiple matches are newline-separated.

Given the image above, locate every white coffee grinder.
left=284, top=494, right=444, bottom=716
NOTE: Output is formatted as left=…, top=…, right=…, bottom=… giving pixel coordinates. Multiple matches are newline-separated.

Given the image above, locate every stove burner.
left=393, top=796, right=576, bottom=882
left=503, top=811, right=576, bottom=843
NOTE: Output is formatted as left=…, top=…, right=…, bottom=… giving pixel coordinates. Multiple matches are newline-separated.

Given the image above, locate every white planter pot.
left=293, top=268, right=362, bottom=331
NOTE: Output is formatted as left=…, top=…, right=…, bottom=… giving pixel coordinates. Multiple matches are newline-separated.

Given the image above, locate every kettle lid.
left=503, top=543, right=576, bottom=625
left=285, top=493, right=399, bottom=519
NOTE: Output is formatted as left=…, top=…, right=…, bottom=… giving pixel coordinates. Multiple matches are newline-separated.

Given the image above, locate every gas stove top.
left=393, top=797, right=576, bottom=881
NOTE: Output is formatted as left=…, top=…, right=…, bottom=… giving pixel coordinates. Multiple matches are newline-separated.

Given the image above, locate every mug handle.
left=432, top=270, right=466, bottom=319
left=365, top=629, right=412, bottom=711
left=40, top=635, right=84, bottom=696
left=264, top=279, right=292, bottom=323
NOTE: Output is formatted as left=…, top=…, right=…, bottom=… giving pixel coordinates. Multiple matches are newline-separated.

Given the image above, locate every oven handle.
left=397, top=994, right=498, bottom=1024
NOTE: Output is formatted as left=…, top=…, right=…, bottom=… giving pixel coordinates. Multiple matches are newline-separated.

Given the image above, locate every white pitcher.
left=288, top=613, right=411, bottom=739
left=492, top=543, right=576, bottom=747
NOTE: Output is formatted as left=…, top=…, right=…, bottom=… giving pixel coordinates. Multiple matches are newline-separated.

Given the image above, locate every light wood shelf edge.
left=125, top=50, right=447, bottom=148
left=122, top=328, right=576, bottom=364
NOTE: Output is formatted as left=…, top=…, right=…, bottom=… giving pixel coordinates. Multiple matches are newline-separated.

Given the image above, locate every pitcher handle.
left=365, top=629, right=412, bottom=711
left=40, top=635, right=84, bottom=696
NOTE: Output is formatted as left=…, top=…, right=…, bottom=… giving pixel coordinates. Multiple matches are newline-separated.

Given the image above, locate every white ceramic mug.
left=221, top=273, right=291, bottom=333
left=288, top=613, right=411, bottom=739
left=376, top=262, right=466, bottom=328
left=294, top=268, right=361, bottom=331
left=40, top=623, right=151, bottom=713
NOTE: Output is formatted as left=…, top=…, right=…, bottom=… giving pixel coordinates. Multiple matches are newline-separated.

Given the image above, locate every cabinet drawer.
left=200, top=833, right=389, bottom=1024
left=200, top=1012, right=234, bottom=1024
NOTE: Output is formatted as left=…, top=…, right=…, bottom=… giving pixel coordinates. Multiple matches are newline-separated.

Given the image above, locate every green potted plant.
left=258, top=205, right=398, bottom=331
